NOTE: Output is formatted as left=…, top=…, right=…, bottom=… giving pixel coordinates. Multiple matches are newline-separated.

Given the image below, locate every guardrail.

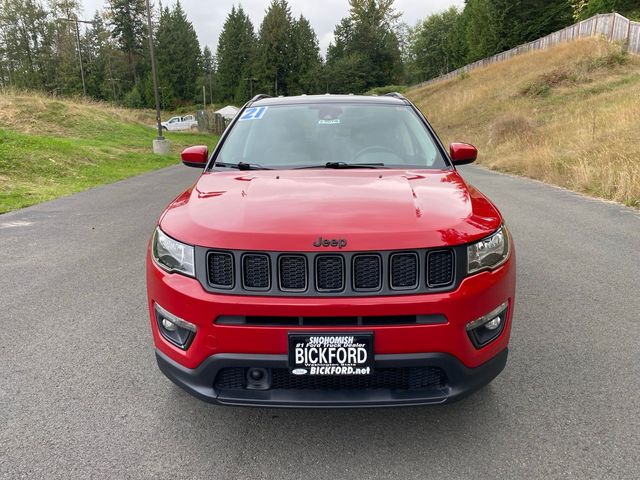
left=417, top=13, right=639, bottom=87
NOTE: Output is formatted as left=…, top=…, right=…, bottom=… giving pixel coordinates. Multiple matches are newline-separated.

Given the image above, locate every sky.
left=79, top=0, right=464, bottom=54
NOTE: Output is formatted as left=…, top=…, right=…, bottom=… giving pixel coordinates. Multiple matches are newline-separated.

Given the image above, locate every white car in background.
left=161, top=115, right=198, bottom=132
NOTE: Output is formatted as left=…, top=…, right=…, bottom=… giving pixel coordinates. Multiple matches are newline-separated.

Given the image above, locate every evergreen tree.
left=463, top=0, right=500, bottom=62
left=411, top=7, right=466, bottom=81
left=216, top=5, right=256, bottom=103
left=107, top=0, right=147, bottom=87
left=289, top=15, right=322, bottom=94
left=572, top=0, right=640, bottom=20
left=326, top=0, right=403, bottom=93
left=497, top=0, right=574, bottom=47
left=156, top=1, right=201, bottom=106
left=0, top=0, right=53, bottom=90
left=255, top=0, right=295, bottom=96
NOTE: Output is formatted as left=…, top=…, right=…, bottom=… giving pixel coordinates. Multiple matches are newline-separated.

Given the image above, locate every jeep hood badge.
left=313, top=236, right=347, bottom=249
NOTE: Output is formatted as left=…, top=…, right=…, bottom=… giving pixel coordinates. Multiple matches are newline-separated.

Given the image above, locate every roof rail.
left=384, top=92, right=407, bottom=100
left=248, top=94, right=272, bottom=105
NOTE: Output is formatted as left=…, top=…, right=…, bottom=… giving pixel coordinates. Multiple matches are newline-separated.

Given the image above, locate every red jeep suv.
left=146, top=93, right=515, bottom=407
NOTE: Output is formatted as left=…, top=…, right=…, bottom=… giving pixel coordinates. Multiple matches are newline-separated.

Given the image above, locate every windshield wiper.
left=214, top=161, right=274, bottom=170
left=296, top=162, right=387, bottom=170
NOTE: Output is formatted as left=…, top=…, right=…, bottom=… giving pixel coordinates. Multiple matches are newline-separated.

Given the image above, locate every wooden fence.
left=196, top=110, right=230, bottom=135
left=417, top=13, right=640, bottom=87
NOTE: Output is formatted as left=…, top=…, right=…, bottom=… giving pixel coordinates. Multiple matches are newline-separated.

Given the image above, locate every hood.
left=159, top=169, right=502, bottom=251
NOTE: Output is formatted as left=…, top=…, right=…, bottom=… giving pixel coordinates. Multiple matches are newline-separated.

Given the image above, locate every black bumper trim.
left=155, top=349, right=508, bottom=408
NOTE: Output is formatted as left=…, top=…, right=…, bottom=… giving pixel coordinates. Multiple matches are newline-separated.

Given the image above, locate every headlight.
left=152, top=228, right=195, bottom=277
left=467, top=226, right=510, bottom=274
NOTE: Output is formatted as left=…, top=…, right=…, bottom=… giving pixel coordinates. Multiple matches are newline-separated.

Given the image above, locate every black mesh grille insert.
left=427, top=250, right=454, bottom=287
left=316, top=256, right=344, bottom=291
left=207, top=252, right=234, bottom=287
left=353, top=255, right=381, bottom=290
left=279, top=255, right=307, bottom=291
left=242, top=254, right=270, bottom=289
left=390, top=253, right=418, bottom=289
left=214, top=367, right=447, bottom=391
left=214, top=368, right=245, bottom=390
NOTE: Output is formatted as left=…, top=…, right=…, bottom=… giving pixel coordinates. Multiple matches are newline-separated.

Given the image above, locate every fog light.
left=154, top=303, right=196, bottom=350
left=466, top=301, right=508, bottom=349
left=162, top=318, right=178, bottom=332
left=246, top=368, right=271, bottom=390
left=484, top=315, right=502, bottom=331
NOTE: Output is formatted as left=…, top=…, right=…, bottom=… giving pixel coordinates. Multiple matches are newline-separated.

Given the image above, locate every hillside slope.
left=407, top=39, right=640, bottom=207
left=0, top=92, right=217, bottom=213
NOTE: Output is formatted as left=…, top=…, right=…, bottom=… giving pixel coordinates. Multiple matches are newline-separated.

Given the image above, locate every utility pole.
left=203, top=85, right=206, bottom=110
left=73, top=17, right=87, bottom=96
left=244, top=76, right=255, bottom=98
left=145, top=0, right=169, bottom=154
left=106, top=53, right=117, bottom=100
left=208, top=68, right=214, bottom=107
left=58, top=16, right=95, bottom=97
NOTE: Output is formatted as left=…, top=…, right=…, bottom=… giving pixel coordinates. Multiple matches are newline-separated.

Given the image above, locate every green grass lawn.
left=0, top=94, right=218, bottom=213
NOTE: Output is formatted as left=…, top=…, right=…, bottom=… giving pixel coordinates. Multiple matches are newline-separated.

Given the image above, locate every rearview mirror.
left=449, top=143, right=478, bottom=165
left=181, top=145, right=208, bottom=168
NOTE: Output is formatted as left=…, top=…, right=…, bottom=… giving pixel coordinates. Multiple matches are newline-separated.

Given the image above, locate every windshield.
left=213, top=103, right=449, bottom=170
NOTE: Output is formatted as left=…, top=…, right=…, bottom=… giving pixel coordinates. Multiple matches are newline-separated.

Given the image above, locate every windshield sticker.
left=239, top=106, right=268, bottom=121
left=318, top=119, right=340, bottom=125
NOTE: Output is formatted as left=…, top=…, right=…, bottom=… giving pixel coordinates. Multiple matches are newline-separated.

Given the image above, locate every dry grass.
left=0, top=90, right=157, bottom=137
left=407, top=39, right=640, bottom=207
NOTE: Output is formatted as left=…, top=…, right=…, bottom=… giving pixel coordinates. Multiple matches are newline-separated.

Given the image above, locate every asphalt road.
left=1, top=165, right=639, bottom=479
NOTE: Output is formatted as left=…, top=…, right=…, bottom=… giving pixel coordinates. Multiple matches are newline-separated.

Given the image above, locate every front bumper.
left=156, top=348, right=508, bottom=408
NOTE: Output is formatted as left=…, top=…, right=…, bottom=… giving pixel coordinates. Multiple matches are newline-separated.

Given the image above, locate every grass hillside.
left=407, top=39, right=640, bottom=207
left=0, top=92, right=218, bottom=213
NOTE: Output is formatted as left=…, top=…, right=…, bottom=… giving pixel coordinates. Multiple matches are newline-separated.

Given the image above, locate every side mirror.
left=450, top=143, right=478, bottom=166
left=181, top=145, right=208, bottom=168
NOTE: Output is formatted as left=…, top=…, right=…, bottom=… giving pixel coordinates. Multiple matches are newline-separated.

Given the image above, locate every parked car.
left=161, top=115, right=198, bottom=131
left=147, top=93, right=516, bottom=408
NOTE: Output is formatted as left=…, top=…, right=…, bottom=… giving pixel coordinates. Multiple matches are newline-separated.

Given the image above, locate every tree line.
left=404, top=0, right=640, bottom=84
left=1, top=0, right=637, bottom=108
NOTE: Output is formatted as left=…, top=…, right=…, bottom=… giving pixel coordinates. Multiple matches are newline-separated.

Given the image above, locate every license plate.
left=288, top=333, right=374, bottom=376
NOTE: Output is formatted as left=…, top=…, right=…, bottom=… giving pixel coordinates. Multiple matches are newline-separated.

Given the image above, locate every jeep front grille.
left=200, top=247, right=460, bottom=297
